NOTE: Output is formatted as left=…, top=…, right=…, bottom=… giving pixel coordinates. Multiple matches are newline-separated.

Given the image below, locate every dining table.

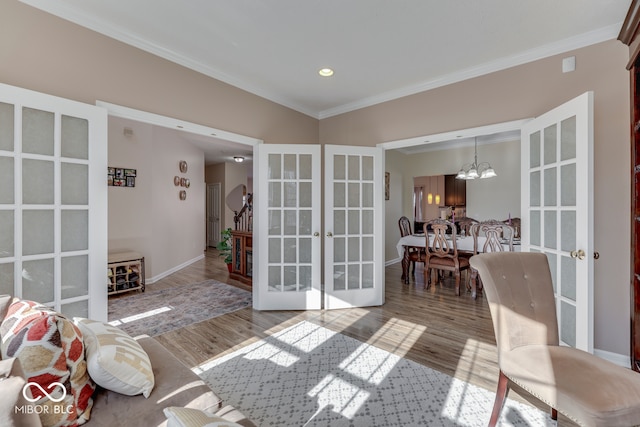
left=396, top=233, right=519, bottom=285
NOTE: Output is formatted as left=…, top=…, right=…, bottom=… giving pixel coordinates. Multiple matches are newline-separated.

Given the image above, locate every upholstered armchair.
left=470, top=252, right=640, bottom=427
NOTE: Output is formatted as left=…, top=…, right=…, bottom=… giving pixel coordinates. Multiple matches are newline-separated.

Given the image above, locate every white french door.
left=324, top=145, right=384, bottom=309
left=521, top=91, right=594, bottom=352
left=0, top=83, right=108, bottom=321
left=254, top=144, right=384, bottom=310
left=254, top=144, right=322, bottom=310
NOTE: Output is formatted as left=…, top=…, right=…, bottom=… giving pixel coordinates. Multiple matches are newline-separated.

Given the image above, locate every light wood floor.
left=118, top=249, right=575, bottom=425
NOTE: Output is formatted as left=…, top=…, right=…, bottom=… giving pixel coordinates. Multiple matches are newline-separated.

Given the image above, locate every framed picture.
left=115, top=168, right=124, bottom=178
left=126, top=176, right=135, bottom=187
left=113, top=178, right=125, bottom=187
left=124, top=168, right=137, bottom=177
left=385, top=172, right=390, bottom=200
left=107, top=167, right=115, bottom=176
left=107, top=176, right=113, bottom=186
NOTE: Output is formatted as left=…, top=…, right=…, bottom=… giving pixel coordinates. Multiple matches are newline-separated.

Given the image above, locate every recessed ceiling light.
left=234, top=156, right=245, bottom=163
left=318, top=68, right=334, bottom=77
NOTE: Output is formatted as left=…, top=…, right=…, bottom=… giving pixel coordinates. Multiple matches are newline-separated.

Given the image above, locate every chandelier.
left=455, top=137, right=497, bottom=180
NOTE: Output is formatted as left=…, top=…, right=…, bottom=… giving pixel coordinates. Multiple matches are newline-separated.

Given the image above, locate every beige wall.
left=323, top=40, right=631, bottom=356
left=0, top=0, right=319, bottom=145
left=108, top=118, right=205, bottom=281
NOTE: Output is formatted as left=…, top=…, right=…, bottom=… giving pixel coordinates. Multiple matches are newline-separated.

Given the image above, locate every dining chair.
left=423, top=218, right=470, bottom=296
left=469, top=220, right=515, bottom=298
left=456, top=217, right=478, bottom=237
left=398, top=216, right=424, bottom=277
left=469, top=252, right=640, bottom=427
left=503, top=217, right=521, bottom=239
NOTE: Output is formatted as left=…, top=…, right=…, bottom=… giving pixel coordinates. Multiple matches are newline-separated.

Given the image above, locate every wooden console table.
left=230, top=230, right=252, bottom=285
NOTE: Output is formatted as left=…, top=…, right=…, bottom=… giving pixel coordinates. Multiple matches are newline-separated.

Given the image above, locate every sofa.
left=0, top=295, right=256, bottom=427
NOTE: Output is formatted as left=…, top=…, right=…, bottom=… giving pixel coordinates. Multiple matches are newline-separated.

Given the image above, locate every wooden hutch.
left=619, top=0, right=640, bottom=371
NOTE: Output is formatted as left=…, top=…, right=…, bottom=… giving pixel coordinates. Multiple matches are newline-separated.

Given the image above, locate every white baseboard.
left=385, top=257, right=401, bottom=267
left=146, top=254, right=205, bottom=284
left=595, top=348, right=631, bottom=368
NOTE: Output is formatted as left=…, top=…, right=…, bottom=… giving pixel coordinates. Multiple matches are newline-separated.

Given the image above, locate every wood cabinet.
left=230, top=230, right=252, bottom=285
left=444, top=174, right=466, bottom=207
left=108, top=251, right=145, bottom=296
left=619, top=1, right=640, bottom=371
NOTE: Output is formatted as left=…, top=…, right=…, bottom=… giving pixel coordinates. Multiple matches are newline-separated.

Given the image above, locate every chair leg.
left=454, top=271, right=461, bottom=296
left=470, top=268, right=478, bottom=299
left=551, top=408, right=557, bottom=420
left=489, top=370, right=510, bottom=427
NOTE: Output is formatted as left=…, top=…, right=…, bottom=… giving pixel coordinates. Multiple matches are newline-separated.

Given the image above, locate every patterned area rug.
left=196, top=321, right=554, bottom=427
left=108, top=279, right=251, bottom=337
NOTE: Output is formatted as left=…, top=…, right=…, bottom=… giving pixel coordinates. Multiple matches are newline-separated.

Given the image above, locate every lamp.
left=456, top=137, right=497, bottom=180
left=427, top=193, right=433, bottom=204
left=234, top=156, right=245, bottom=163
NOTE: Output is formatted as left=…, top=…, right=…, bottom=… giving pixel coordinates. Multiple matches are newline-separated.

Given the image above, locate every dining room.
left=384, top=132, right=522, bottom=270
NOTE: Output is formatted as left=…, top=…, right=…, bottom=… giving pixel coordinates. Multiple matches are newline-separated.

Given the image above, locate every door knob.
left=570, top=249, right=586, bottom=260
left=326, top=232, right=333, bottom=237
left=313, top=232, right=320, bottom=237
left=594, top=251, right=600, bottom=260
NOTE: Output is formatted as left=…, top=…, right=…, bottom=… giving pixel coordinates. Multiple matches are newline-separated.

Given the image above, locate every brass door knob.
left=570, top=249, right=586, bottom=260
left=326, top=232, right=333, bottom=237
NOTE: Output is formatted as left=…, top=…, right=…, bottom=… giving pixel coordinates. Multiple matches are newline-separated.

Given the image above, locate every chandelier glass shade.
left=455, top=137, right=497, bottom=180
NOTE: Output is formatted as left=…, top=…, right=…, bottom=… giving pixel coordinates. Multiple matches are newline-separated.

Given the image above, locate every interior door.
left=521, top=91, right=594, bottom=352
left=324, top=145, right=384, bottom=309
left=253, top=144, right=322, bottom=310
left=0, top=83, right=108, bottom=321
left=206, top=183, right=221, bottom=247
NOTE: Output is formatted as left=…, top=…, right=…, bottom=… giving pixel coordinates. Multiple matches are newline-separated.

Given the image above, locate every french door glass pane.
left=362, top=156, right=373, bottom=180
left=0, top=211, right=14, bottom=258
left=23, top=159, right=54, bottom=204
left=61, top=210, right=88, bottom=252
left=334, top=155, right=345, bottom=179
left=61, top=115, right=89, bottom=160
left=544, top=211, right=557, bottom=249
left=61, top=163, right=88, bottom=205
left=0, top=157, right=14, bottom=204
left=268, top=154, right=281, bottom=179
left=362, top=210, right=373, bottom=234
left=23, top=210, right=54, bottom=255
left=544, top=168, right=557, bottom=206
left=560, top=211, right=576, bottom=252
left=61, top=300, right=88, bottom=319
left=334, top=211, right=345, bottom=234
left=299, top=155, right=312, bottom=179
left=22, top=107, right=54, bottom=155
left=0, top=263, right=13, bottom=294
left=530, top=131, right=541, bottom=168
left=544, top=125, right=557, bottom=165
left=0, top=102, right=14, bottom=151
left=334, top=266, right=345, bottom=290
left=561, top=256, right=577, bottom=300
left=22, top=258, right=54, bottom=303
left=560, top=301, right=576, bottom=347
left=530, top=171, right=540, bottom=207
left=561, top=164, right=576, bottom=206
left=61, top=255, right=89, bottom=299
left=268, top=211, right=281, bottom=235
left=530, top=210, right=541, bottom=246
left=348, top=156, right=360, bottom=180
left=561, top=116, right=576, bottom=161
left=546, top=253, right=558, bottom=293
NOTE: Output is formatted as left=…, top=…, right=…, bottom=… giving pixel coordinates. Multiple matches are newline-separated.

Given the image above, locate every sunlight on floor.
left=108, top=306, right=173, bottom=326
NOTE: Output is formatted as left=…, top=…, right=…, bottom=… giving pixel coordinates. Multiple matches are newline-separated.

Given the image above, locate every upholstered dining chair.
left=423, top=218, right=470, bottom=296
left=468, top=220, right=515, bottom=298
left=470, top=252, right=640, bottom=427
left=398, top=216, right=424, bottom=277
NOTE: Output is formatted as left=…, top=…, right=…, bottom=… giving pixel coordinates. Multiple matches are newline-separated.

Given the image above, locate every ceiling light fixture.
left=456, top=137, right=497, bottom=180
left=234, top=156, right=245, bottom=163
left=318, top=68, right=334, bottom=77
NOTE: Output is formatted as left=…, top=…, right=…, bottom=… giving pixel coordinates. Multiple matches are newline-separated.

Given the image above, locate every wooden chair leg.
left=551, top=408, right=557, bottom=420
left=454, top=271, right=461, bottom=296
left=489, top=370, right=510, bottom=427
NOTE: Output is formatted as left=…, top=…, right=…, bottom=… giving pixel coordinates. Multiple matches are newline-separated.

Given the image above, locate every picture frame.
left=124, top=168, right=137, bottom=177
left=108, top=167, right=115, bottom=176
left=126, top=176, right=135, bottom=187
left=385, top=172, right=390, bottom=200
left=115, top=168, right=124, bottom=179
left=113, top=178, right=125, bottom=187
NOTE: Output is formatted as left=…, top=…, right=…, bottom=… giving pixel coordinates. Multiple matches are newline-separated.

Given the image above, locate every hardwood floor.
left=124, top=249, right=574, bottom=425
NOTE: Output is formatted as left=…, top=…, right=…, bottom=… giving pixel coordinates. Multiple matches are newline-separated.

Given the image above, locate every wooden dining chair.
left=469, top=220, right=515, bottom=298
left=503, top=217, right=521, bottom=239
left=398, top=216, right=424, bottom=277
left=423, top=218, right=470, bottom=296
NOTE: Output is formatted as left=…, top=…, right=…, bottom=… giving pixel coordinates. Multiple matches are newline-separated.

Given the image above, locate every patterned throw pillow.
left=163, top=407, right=243, bottom=427
left=73, top=318, right=154, bottom=398
left=0, top=299, right=95, bottom=427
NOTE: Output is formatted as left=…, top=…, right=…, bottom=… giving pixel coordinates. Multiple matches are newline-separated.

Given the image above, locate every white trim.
left=146, top=254, right=205, bottom=284
left=95, top=101, right=263, bottom=146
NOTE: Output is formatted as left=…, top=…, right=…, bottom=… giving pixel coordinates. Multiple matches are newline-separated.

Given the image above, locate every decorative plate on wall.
left=179, top=190, right=187, bottom=200
left=174, top=176, right=180, bottom=186
left=179, top=160, right=188, bottom=173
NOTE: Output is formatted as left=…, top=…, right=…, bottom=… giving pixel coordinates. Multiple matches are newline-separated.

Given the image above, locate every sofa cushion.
left=74, top=318, right=154, bottom=397
left=0, top=298, right=95, bottom=427
left=0, top=357, right=42, bottom=427
left=88, top=336, right=222, bottom=427
left=163, top=407, right=242, bottom=427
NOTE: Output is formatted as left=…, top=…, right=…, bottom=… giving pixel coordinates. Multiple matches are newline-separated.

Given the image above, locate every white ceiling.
left=21, top=0, right=630, bottom=120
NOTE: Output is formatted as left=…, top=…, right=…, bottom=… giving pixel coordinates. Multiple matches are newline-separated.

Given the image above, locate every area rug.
left=196, top=321, right=554, bottom=427
left=108, top=279, right=251, bottom=337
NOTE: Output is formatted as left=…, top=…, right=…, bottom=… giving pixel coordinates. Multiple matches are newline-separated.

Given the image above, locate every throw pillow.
left=0, top=357, right=42, bottom=427
left=73, top=318, right=154, bottom=398
left=163, top=407, right=243, bottom=427
left=0, top=298, right=95, bottom=427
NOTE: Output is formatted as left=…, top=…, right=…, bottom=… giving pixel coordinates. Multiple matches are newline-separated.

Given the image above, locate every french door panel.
left=521, top=91, right=594, bottom=352
left=0, top=83, right=108, bottom=321
left=324, top=145, right=384, bottom=309
left=254, top=144, right=322, bottom=310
